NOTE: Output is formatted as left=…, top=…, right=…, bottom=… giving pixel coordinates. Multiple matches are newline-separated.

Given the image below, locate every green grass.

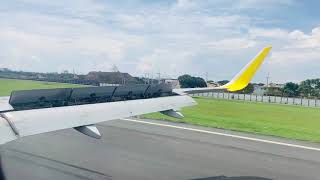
left=0, top=78, right=85, bottom=96
left=144, top=97, right=320, bottom=142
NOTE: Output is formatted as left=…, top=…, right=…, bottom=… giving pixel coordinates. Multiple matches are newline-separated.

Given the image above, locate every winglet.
left=222, top=46, right=272, bottom=92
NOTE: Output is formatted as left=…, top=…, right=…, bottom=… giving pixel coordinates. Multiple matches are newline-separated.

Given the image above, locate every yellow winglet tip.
left=265, top=45, right=272, bottom=51
left=222, top=46, right=272, bottom=92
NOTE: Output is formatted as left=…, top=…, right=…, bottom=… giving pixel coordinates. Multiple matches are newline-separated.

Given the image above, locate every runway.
left=1, top=118, right=320, bottom=180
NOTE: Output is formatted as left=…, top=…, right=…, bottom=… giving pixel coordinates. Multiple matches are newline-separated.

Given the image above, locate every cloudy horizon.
left=1, top=0, right=320, bottom=83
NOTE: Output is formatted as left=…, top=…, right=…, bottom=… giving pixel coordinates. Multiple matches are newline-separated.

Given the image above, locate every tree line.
left=178, top=74, right=320, bottom=98
left=282, top=79, right=320, bottom=98
left=264, top=80, right=320, bottom=98
left=178, top=74, right=207, bottom=88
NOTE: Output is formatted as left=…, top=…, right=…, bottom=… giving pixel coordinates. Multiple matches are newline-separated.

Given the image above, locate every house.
left=253, top=84, right=267, bottom=96
left=207, top=81, right=220, bottom=87
left=161, top=79, right=180, bottom=89
left=269, top=83, right=284, bottom=89
left=253, top=83, right=284, bottom=96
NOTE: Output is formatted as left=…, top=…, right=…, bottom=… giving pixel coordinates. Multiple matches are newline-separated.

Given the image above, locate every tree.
left=217, top=80, right=229, bottom=85
left=236, top=83, right=254, bottom=94
left=178, top=74, right=207, bottom=88
left=265, top=87, right=283, bottom=96
left=299, top=79, right=320, bottom=98
left=282, top=82, right=300, bottom=97
left=111, top=64, right=119, bottom=72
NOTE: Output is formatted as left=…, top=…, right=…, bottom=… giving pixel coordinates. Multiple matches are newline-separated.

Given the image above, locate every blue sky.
left=0, top=0, right=320, bottom=83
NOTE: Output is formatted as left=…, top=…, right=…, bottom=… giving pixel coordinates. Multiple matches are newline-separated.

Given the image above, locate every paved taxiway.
left=1, top=118, right=320, bottom=180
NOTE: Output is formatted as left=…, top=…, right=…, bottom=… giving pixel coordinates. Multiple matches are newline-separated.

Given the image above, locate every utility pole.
left=122, top=77, right=126, bottom=85
left=266, top=73, right=270, bottom=87
left=157, top=71, right=161, bottom=84
left=151, top=73, right=154, bottom=84
left=205, top=72, right=208, bottom=82
left=72, top=68, right=76, bottom=78
left=144, top=73, right=147, bottom=84
left=145, top=73, right=150, bottom=84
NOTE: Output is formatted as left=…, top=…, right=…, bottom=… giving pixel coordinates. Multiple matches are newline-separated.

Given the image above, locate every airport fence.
left=191, top=92, right=320, bottom=108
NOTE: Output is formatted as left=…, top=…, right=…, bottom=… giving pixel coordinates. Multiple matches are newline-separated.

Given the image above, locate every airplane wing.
left=174, top=46, right=272, bottom=94
left=0, top=85, right=196, bottom=145
left=0, top=46, right=271, bottom=145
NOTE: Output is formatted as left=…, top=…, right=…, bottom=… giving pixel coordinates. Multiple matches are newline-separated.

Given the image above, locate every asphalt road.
left=1, top=118, right=320, bottom=180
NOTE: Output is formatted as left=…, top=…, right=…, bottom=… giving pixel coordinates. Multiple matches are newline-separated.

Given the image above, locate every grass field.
left=144, top=97, right=320, bottom=142
left=0, top=78, right=84, bottom=96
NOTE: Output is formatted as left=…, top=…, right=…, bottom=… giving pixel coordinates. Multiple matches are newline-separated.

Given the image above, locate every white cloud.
left=287, top=28, right=320, bottom=49
left=236, top=0, right=296, bottom=9
left=135, top=49, right=197, bottom=78
left=114, top=14, right=146, bottom=29
left=175, top=0, right=198, bottom=10
left=17, top=0, right=107, bottom=18
left=206, top=38, right=256, bottom=50
left=249, top=28, right=289, bottom=39
left=0, top=11, right=145, bottom=72
left=252, top=27, right=320, bottom=65
left=0, top=0, right=318, bottom=83
left=271, top=50, right=320, bottom=64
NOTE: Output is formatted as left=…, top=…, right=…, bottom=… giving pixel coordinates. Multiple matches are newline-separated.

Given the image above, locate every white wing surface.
left=0, top=84, right=195, bottom=145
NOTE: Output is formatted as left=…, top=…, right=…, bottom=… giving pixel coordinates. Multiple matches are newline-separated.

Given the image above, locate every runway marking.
left=121, top=118, right=320, bottom=152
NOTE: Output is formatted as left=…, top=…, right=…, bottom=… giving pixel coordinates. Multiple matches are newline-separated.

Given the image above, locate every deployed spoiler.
left=9, top=84, right=175, bottom=111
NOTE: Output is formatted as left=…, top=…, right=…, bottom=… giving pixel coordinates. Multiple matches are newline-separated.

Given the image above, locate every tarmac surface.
left=1, top=118, right=320, bottom=180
